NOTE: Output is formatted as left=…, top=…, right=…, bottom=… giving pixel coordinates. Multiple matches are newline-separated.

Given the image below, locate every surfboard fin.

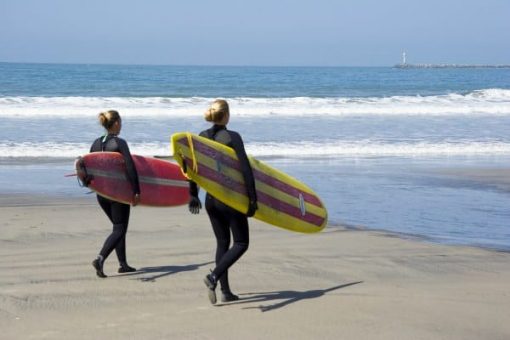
left=153, top=155, right=174, bottom=160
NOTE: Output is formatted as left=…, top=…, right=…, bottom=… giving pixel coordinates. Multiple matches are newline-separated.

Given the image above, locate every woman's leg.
left=205, top=195, right=231, bottom=292
left=212, top=208, right=249, bottom=278
left=208, top=199, right=249, bottom=292
left=111, top=201, right=130, bottom=265
left=97, top=197, right=130, bottom=262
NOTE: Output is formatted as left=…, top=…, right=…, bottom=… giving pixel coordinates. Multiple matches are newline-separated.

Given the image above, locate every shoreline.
left=342, top=223, right=510, bottom=254
left=1, top=161, right=509, bottom=253
left=1, top=195, right=510, bottom=339
left=2, top=192, right=509, bottom=253
left=432, top=167, right=510, bottom=193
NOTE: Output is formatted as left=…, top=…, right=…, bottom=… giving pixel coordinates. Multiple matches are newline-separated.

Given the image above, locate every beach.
left=1, top=192, right=510, bottom=340
left=1, top=0, right=510, bottom=335
left=1, top=63, right=510, bottom=339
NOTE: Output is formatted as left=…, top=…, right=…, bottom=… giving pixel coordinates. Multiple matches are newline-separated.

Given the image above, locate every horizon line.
left=0, top=60, right=417, bottom=68
left=2, top=60, right=509, bottom=69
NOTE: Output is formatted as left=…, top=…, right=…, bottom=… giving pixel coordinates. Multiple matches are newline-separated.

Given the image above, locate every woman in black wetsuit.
left=90, top=110, right=140, bottom=278
left=188, top=99, right=258, bottom=304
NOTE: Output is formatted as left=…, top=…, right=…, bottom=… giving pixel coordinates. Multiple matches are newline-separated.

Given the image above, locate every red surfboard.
left=75, top=152, right=189, bottom=206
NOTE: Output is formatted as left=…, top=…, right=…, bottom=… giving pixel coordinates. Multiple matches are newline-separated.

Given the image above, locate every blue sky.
left=1, top=0, right=509, bottom=66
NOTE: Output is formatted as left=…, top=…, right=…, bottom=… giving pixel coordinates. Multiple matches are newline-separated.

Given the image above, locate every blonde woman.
left=189, top=99, right=258, bottom=304
left=90, top=110, right=140, bottom=278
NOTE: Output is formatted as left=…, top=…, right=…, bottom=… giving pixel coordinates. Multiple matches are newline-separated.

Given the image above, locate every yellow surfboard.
left=171, top=132, right=328, bottom=233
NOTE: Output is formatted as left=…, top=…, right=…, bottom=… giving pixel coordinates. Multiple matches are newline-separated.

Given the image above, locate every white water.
left=1, top=89, right=510, bottom=117
left=2, top=140, right=510, bottom=159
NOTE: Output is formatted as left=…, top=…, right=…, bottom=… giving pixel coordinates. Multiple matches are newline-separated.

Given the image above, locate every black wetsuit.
left=190, top=124, right=257, bottom=293
left=90, top=134, right=140, bottom=265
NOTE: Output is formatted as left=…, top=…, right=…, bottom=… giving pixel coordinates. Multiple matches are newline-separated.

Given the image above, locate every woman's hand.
left=189, top=196, right=202, bottom=214
left=133, top=193, right=140, bottom=206
left=246, top=200, right=258, bottom=217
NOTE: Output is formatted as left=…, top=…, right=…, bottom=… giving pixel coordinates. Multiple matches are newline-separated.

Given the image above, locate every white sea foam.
left=1, top=89, right=509, bottom=117
left=247, top=141, right=510, bottom=157
left=2, top=140, right=510, bottom=159
left=0, top=142, right=169, bottom=159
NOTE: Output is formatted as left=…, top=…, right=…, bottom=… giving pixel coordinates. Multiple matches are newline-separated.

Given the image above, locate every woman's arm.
left=188, top=180, right=201, bottom=214
left=117, top=138, right=141, bottom=196
left=230, top=132, right=257, bottom=216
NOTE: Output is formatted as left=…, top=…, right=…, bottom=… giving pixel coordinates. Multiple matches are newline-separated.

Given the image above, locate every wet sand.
left=434, top=167, right=510, bottom=192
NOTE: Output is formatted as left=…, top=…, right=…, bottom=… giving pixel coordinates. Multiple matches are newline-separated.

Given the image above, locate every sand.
left=1, top=193, right=510, bottom=340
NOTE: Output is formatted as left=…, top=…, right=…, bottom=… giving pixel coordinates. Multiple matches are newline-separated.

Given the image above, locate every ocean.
left=1, top=62, right=510, bottom=250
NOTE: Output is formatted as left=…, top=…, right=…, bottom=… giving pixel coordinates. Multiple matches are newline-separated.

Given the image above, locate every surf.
left=1, top=89, right=510, bottom=117
left=3, top=140, right=510, bottom=159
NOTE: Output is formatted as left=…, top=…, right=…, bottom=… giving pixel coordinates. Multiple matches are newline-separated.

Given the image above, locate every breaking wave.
left=1, top=89, right=509, bottom=117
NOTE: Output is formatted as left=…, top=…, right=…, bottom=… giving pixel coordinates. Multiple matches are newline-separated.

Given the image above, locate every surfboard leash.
left=186, top=133, right=198, bottom=174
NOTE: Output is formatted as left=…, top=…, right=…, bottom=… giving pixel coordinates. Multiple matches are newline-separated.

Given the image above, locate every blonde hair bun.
left=204, top=109, right=214, bottom=122
left=205, top=99, right=229, bottom=124
left=98, top=110, right=120, bottom=129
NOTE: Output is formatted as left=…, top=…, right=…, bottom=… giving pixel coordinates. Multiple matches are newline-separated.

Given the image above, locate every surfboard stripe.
left=253, top=168, right=323, bottom=208
left=177, top=144, right=325, bottom=217
left=197, top=175, right=322, bottom=230
left=79, top=152, right=189, bottom=207
left=256, top=191, right=325, bottom=227
left=87, top=168, right=189, bottom=188
left=139, top=176, right=189, bottom=188
left=87, top=168, right=126, bottom=180
left=177, top=137, right=323, bottom=208
left=183, top=156, right=325, bottom=227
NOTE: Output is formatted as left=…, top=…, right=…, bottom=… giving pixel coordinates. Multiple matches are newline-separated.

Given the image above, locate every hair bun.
left=98, top=110, right=120, bottom=129
left=204, top=100, right=229, bottom=124
left=204, top=109, right=213, bottom=122
left=98, top=112, right=108, bottom=127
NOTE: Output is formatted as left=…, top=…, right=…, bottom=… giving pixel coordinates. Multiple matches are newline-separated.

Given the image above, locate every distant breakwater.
left=394, top=63, right=510, bottom=69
